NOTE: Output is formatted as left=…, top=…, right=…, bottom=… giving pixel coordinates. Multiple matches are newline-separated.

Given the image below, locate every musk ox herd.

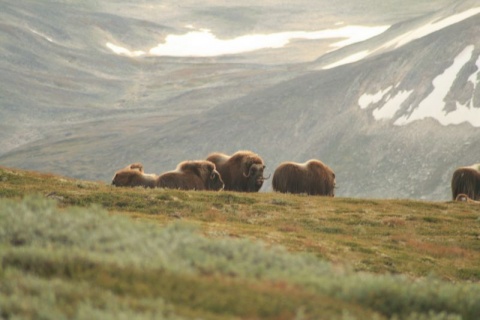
left=112, top=150, right=480, bottom=201
left=112, top=150, right=335, bottom=196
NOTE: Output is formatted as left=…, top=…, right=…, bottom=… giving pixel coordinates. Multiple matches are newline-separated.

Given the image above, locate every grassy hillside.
left=1, top=166, right=479, bottom=319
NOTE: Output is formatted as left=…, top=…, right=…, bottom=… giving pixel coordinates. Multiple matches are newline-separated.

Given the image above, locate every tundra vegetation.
left=0, top=166, right=479, bottom=320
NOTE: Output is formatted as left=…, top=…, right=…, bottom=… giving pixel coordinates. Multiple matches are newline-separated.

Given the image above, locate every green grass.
left=1, top=166, right=480, bottom=319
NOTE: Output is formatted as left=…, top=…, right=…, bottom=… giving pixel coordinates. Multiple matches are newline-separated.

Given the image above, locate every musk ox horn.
left=243, top=165, right=252, bottom=177
left=455, top=193, right=480, bottom=203
left=260, top=173, right=271, bottom=180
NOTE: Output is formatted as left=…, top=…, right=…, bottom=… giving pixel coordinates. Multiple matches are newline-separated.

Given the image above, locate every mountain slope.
left=0, top=0, right=303, bottom=154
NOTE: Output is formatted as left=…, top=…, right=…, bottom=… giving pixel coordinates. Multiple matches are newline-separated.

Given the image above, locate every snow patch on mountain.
left=359, top=85, right=414, bottom=121
left=28, top=28, right=54, bottom=43
left=382, top=7, right=480, bottom=50
left=106, top=42, right=145, bottom=57
left=469, top=54, right=480, bottom=89
left=395, top=45, right=478, bottom=126
left=106, top=25, right=388, bottom=58
left=373, top=90, right=414, bottom=120
left=358, top=86, right=393, bottom=109
left=359, top=45, right=480, bottom=127
left=323, top=50, right=371, bottom=70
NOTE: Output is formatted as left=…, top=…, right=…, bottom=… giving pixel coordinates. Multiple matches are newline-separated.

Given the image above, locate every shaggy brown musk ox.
left=112, top=170, right=158, bottom=188
left=206, top=150, right=269, bottom=192
left=272, top=159, right=335, bottom=196
left=451, top=163, right=480, bottom=200
left=157, top=160, right=224, bottom=191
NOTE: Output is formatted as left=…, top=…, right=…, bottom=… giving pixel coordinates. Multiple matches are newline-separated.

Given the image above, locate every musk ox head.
left=191, top=160, right=224, bottom=191
left=272, top=159, right=335, bottom=196
left=112, top=171, right=129, bottom=186
left=243, top=160, right=268, bottom=192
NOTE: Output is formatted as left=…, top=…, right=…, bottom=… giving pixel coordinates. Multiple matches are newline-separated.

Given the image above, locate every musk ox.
left=272, top=159, right=335, bottom=196
left=206, top=150, right=269, bottom=192
left=451, top=164, right=480, bottom=200
left=157, top=160, right=224, bottom=191
left=455, top=193, right=480, bottom=203
left=111, top=170, right=158, bottom=188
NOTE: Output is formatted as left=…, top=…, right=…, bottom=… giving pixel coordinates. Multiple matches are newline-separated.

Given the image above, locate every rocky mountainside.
left=1, top=0, right=478, bottom=200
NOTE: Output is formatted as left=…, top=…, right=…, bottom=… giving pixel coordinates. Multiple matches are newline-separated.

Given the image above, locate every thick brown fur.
left=206, top=150, right=268, bottom=192
left=272, top=159, right=335, bottom=196
left=157, top=160, right=224, bottom=191
left=451, top=164, right=480, bottom=201
left=111, top=170, right=158, bottom=188
left=455, top=193, right=480, bottom=203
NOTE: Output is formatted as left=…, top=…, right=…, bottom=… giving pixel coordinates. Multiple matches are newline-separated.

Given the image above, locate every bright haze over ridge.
left=1, top=0, right=479, bottom=200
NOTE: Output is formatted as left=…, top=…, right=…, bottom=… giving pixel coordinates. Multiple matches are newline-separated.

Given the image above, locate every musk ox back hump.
left=206, top=153, right=229, bottom=168
left=272, top=160, right=335, bottom=196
